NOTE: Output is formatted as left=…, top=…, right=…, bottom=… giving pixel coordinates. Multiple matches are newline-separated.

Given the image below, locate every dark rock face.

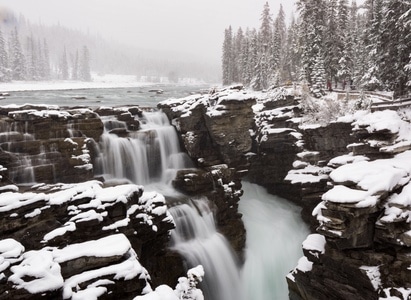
left=161, top=86, right=411, bottom=299
left=285, top=109, right=411, bottom=299
left=0, top=181, right=177, bottom=299
left=159, top=87, right=253, bottom=259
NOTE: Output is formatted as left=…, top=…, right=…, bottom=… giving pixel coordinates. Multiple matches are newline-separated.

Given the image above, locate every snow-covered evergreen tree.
left=233, top=27, right=243, bottom=83
left=42, top=39, right=51, bottom=79
left=253, top=1, right=273, bottom=90
left=270, top=4, right=287, bottom=85
left=10, top=27, right=26, bottom=80
left=0, top=28, right=10, bottom=82
left=311, top=50, right=327, bottom=95
left=79, top=45, right=91, bottom=81
left=361, top=0, right=384, bottom=90
left=378, top=0, right=411, bottom=96
left=222, top=26, right=233, bottom=85
left=72, top=49, right=79, bottom=80
left=296, top=0, right=327, bottom=84
left=283, top=16, right=300, bottom=82
left=60, top=46, right=69, bottom=80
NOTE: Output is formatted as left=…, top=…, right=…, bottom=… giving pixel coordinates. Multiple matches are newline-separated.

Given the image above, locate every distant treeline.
left=0, top=10, right=219, bottom=83
left=0, top=26, right=91, bottom=82
left=222, top=0, right=410, bottom=96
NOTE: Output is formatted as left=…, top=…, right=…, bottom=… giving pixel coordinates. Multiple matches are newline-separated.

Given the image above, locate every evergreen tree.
left=72, top=49, right=79, bottom=80
left=222, top=26, right=233, bottom=85
left=10, top=27, right=26, bottom=80
left=271, top=4, right=287, bottom=85
left=312, top=50, right=327, bottom=94
left=26, top=34, right=39, bottom=80
left=283, top=16, right=300, bottom=82
left=42, top=39, right=51, bottom=79
left=79, top=45, right=91, bottom=81
left=253, top=1, right=273, bottom=90
left=0, top=28, right=10, bottom=82
left=60, top=46, right=69, bottom=80
left=296, top=0, right=327, bottom=84
left=233, top=27, right=244, bottom=83
left=378, top=0, right=411, bottom=96
left=240, top=28, right=251, bottom=85
left=247, top=28, right=259, bottom=86
left=361, top=0, right=384, bottom=90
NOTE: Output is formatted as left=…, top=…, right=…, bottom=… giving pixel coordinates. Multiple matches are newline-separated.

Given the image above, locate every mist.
left=0, top=0, right=298, bottom=82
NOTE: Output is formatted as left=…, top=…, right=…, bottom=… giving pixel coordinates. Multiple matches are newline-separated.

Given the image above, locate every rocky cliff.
left=160, top=86, right=411, bottom=300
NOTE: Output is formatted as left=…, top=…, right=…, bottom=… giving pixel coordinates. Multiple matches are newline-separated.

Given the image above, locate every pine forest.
left=222, top=0, right=411, bottom=97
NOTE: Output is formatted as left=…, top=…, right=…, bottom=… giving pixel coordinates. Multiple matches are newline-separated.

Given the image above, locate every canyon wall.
left=159, top=86, right=411, bottom=300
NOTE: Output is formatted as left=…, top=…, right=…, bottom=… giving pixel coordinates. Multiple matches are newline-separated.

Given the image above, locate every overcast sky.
left=0, top=0, right=298, bottom=64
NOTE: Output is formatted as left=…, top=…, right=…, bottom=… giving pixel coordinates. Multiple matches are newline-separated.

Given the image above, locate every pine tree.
left=254, top=1, right=273, bottom=90
left=79, top=45, right=91, bottom=81
left=361, top=0, right=384, bottom=90
left=378, top=0, right=411, bottom=96
left=42, top=39, right=51, bottom=79
left=0, top=28, right=10, bottom=82
left=283, top=16, right=300, bottom=82
left=247, top=28, right=259, bottom=87
left=271, top=4, right=287, bottom=85
left=312, top=50, right=326, bottom=95
left=348, top=0, right=362, bottom=85
left=10, top=27, right=26, bottom=80
left=72, top=50, right=79, bottom=80
left=296, top=0, right=327, bottom=84
left=60, top=46, right=69, bottom=80
left=233, top=27, right=244, bottom=83
left=222, top=26, right=233, bottom=85
left=26, top=34, right=39, bottom=80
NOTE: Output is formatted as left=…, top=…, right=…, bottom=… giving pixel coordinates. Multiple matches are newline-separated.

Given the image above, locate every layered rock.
left=286, top=109, right=411, bottom=299
left=0, top=180, right=177, bottom=299
left=158, top=86, right=256, bottom=258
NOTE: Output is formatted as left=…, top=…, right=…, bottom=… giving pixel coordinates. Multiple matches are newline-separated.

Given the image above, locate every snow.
left=43, top=222, right=76, bottom=242
left=324, top=154, right=411, bottom=207
left=322, top=185, right=378, bottom=206
left=380, top=288, right=411, bottom=300
left=0, top=74, right=152, bottom=92
left=0, top=192, right=46, bottom=213
left=9, top=249, right=64, bottom=294
left=52, top=234, right=131, bottom=263
left=0, top=239, right=25, bottom=260
left=328, top=154, right=369, bottom=167
left=359, top=265, right=381, bottom=291
left=295, top=256, right=313, bottom=273
left=302, top=234, right=326, bottom=255
left=135, top=285, right=179, bottom=300
left=62, top=249, right=147, bottom=299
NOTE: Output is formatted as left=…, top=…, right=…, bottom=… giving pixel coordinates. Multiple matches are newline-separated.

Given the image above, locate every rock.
left=0, top=181, right=177, bottom=299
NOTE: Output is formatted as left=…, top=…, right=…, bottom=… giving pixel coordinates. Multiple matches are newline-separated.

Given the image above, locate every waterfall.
left=97, top=111, right=193, bottom=187
left=169, top=198, right=244, bottom=300
left=239, top=182, right=309, bottom=300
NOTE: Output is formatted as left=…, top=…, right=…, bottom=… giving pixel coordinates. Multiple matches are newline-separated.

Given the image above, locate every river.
left=1, top=84, right=308, bottom=299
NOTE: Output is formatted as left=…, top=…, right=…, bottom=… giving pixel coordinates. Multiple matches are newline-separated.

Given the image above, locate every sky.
left=0, top=0, right=298, bottom=65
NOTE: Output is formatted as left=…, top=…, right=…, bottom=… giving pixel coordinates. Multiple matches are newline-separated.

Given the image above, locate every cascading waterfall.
left=239, top=182, right=310, bottom=300
left=169, top=198, right=244, bottom=300
left=97, top=111, right=192, bottom=187
left=98, top=110, right=310, bottom=300
left=98, top=110, right=243, bottom=299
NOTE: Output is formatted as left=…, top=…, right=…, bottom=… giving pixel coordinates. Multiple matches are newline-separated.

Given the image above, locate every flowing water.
left=239, top=182, right=309, bottom=300
left=0, top=86, right=309, bottom=299
left=169, top=199, right=243, bottom=300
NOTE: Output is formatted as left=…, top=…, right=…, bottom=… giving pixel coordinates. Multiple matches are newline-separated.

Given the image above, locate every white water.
left=97, top=111, right=193, bottom=187
left=97, top=110, right=310, bottom=300
left=239, top=182, right=309, bottom=300
left=169, top=198, right=244, bottom=300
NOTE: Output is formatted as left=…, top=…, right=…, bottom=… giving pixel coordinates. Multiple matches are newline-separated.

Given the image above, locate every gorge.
left=0, top=85, right=410, bottom=299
